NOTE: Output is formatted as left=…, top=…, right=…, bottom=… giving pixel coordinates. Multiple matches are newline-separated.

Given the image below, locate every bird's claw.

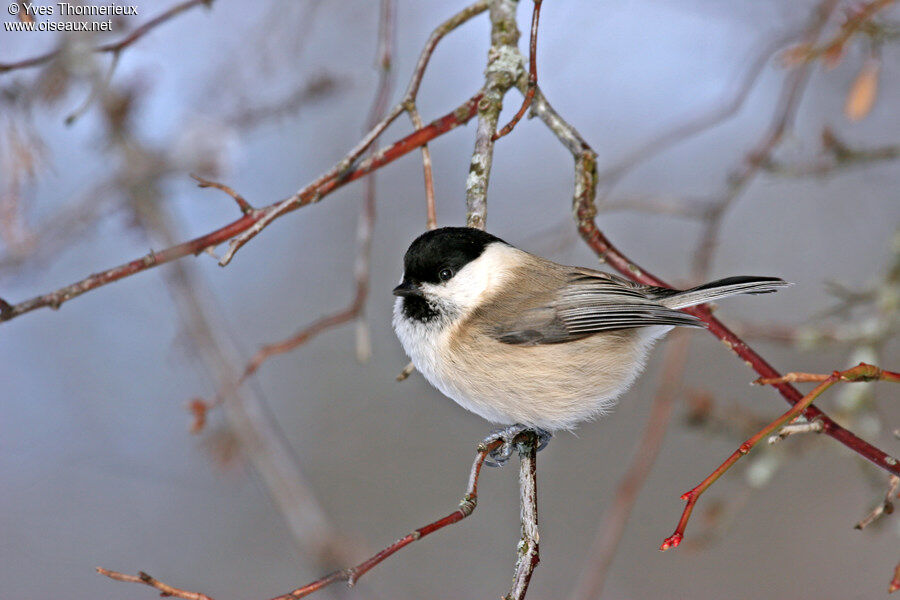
left=480, top=424, right=552, bottom=467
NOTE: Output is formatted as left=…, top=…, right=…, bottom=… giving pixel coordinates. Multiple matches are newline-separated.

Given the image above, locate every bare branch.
left=466, top=0, right=524, bottom=230
left=661, top=363, right=900, bottom=549
left=97, top=568, right=215, bottom=600
left=0, top=92, right=482, bottom=323
left=855, top=475, right=900, bottom=530
left=191, top=174, right=254, bottom=215
left=407, top=107, right=438, bottom=229
left=269, top=439, right=501, bottom=600
left=691, top=0, right=837, bottom=278
left=506, top=434, right=540, bottom=600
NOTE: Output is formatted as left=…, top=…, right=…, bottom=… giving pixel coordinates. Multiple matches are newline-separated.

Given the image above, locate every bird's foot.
left=479, top=424, right=552, bottom=467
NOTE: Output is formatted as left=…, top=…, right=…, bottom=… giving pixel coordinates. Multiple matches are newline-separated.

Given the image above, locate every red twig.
left=0, top=0, right=214, bottom=73
left=97, top=568, right=215, bottom=600
left=270, top=439, right=501, bottom=600
left=890, top=561, right=900, bottom=593
left=0, top=92, right=482, bottom=323
left=660, top=363, right=899, bottom=550
left=98, top=439, right=501, bottom=600
left=493, top=0, right=542, bottom=141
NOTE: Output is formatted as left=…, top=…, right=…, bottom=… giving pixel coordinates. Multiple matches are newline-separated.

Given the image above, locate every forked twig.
left=855, top=475, right=900, bottom=530
left=660, top=363, right=900, bottom=550
left=97, top=568, right=214, bottom=600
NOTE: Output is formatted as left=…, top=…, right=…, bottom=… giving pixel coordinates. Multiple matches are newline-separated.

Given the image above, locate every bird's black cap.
left=401, top=227, right=507, bottom=285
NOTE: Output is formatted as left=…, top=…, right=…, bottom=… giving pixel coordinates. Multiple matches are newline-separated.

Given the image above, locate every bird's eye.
left=439, top=268, right=454, bottom=281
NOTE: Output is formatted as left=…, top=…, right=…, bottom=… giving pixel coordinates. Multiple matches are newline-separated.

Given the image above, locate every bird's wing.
left=488, top=268, right=702, bottom=346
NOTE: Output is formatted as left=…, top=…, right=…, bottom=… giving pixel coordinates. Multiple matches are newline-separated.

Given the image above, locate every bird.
left=392, top=226, right=789, bottom=464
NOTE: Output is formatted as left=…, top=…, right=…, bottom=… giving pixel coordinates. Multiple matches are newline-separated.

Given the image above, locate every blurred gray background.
left=2, top=1, right=899, bottom=599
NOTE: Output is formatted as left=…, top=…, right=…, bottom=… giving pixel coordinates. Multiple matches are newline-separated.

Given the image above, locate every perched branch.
left=0, top=0, right=215, bottom=73
left=660, top=362, right=900, bottom=550
left=506, top=433, right=540, bottom=600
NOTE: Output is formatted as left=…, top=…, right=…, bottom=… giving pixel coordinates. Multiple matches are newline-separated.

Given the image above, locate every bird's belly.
left=428, top=328, right=658, bottom=431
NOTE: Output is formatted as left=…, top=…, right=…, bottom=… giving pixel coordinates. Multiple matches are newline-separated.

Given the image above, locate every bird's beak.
left=393, top=280, right=423, bottom=298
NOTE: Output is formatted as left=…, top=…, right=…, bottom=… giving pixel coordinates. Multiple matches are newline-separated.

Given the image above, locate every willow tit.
left=393, top=227, right=788, bottom=462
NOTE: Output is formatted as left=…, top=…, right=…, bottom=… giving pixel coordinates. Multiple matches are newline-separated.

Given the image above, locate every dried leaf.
left=845, top=56, right=880, bottom=121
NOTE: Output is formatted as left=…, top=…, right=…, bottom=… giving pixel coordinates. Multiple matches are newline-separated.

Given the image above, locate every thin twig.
left=97, top=568, right=215, bottom=600
left=191, top=174, right=254, bottom=215
left=855, top=475, right=900, bottom=529
left=493, top=0, right=542, bottom=142
left=407, top=107, right=437, bottom=229
left=785, top=0, right=897, bottom=66
left=890, top=560, right=900, bottom=593
left=660, top=362, right=900, bottom=549
left=396, top=361, right=415, bottom=381
left=269, top=439, right=501, bottom=600
left=767, top=418, right=824, bottom=444
left=16, top=1, right=35, bottom=24
left=691, top=0, right=836, bottom=278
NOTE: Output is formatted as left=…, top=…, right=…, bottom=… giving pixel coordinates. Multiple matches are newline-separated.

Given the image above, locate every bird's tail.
left=655, top=276, right=790, bottom=310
